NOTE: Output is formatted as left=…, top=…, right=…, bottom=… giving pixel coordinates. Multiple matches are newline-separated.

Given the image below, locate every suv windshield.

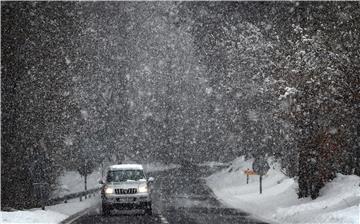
left=106, top=170, right=145, bottom=182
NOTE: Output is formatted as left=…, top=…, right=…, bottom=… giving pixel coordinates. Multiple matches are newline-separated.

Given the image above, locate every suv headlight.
left=105, top=186, right=114, bottom=194
left=138, top=184, right=148, bottom=193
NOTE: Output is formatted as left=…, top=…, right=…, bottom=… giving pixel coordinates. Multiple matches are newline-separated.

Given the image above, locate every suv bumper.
left=102, top=193, right=151, bottom=208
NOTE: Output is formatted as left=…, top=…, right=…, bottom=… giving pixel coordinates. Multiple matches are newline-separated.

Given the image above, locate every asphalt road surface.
left=72, top=165, right=268, bottom=224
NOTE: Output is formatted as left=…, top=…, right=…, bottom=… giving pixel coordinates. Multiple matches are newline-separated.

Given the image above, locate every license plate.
left=116, top=198, right=132, bottom=203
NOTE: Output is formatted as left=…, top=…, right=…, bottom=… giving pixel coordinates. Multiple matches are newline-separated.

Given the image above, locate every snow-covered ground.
left=1, top=194, right=100, bottom=224
left=206, top=156, right=360, bottom=224
left=1, top=170, right=102, bottom=224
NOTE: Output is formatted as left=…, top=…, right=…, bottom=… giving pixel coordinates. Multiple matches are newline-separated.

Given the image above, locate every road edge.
left=201, top=177, right=273, bottom=224
left=199, top=178, right=221, bottom=204
left=59, top=205, right=98, bottom=224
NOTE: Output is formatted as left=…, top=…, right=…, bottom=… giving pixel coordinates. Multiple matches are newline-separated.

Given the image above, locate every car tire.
left=145, top=208, right=152, bottom=215
left=102, top=204, right=111, bottom=216
left=144, top=203, right=152, bottom=215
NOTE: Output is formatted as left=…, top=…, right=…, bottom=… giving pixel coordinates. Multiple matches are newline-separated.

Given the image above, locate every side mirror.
left=98, top=179, right=104, bottom=185
left=148, top=177, right=154, bottom=182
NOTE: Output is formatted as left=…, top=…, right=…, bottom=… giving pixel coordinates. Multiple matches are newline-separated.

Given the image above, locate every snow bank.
left=198, top=161, right=229, bottom=167
left=47, top=195, right=100, bottom=216
left=1, top=169, right=102, bottom=224
left=206, top=156, right=360, bottom=224
left=1, top=210, right=67, bottom=224
left=1, top=195, right=100, bottom=224
left=52, top=169, right=102, bottom=198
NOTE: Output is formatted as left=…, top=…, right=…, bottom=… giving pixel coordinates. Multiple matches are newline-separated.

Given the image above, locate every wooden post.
left=41, top=197, right=45, bottom=210
left=259, top=175, right=263, bottom=194
left=40, top=184, right=45, bottom=210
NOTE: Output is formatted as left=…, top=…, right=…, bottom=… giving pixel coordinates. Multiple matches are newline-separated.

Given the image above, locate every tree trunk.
left=84, top=174, right=87, bottom=191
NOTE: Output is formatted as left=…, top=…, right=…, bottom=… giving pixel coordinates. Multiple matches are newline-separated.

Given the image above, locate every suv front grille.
left=115, top=188, right=137, bottom=194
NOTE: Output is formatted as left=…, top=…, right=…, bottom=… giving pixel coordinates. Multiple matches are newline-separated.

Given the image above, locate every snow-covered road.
left=68, top=166, right=267, bottom=224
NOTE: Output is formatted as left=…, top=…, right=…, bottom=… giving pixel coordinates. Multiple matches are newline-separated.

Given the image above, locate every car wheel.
left=102, top=204, right=111, bottom=216
left=144, top=203, right=152, bottom=215
left=145, top=208, right=152, bottom=215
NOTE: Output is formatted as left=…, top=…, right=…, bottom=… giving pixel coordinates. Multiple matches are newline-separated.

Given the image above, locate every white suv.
left=100, top=164, right=154, bottom=215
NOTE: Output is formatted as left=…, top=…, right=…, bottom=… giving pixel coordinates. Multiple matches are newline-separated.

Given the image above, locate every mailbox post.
left=247, top=169, right=249, bottom=184
left=252, top=157, right=270, bottom=194
left=244, top=169, right=257, bottom=184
